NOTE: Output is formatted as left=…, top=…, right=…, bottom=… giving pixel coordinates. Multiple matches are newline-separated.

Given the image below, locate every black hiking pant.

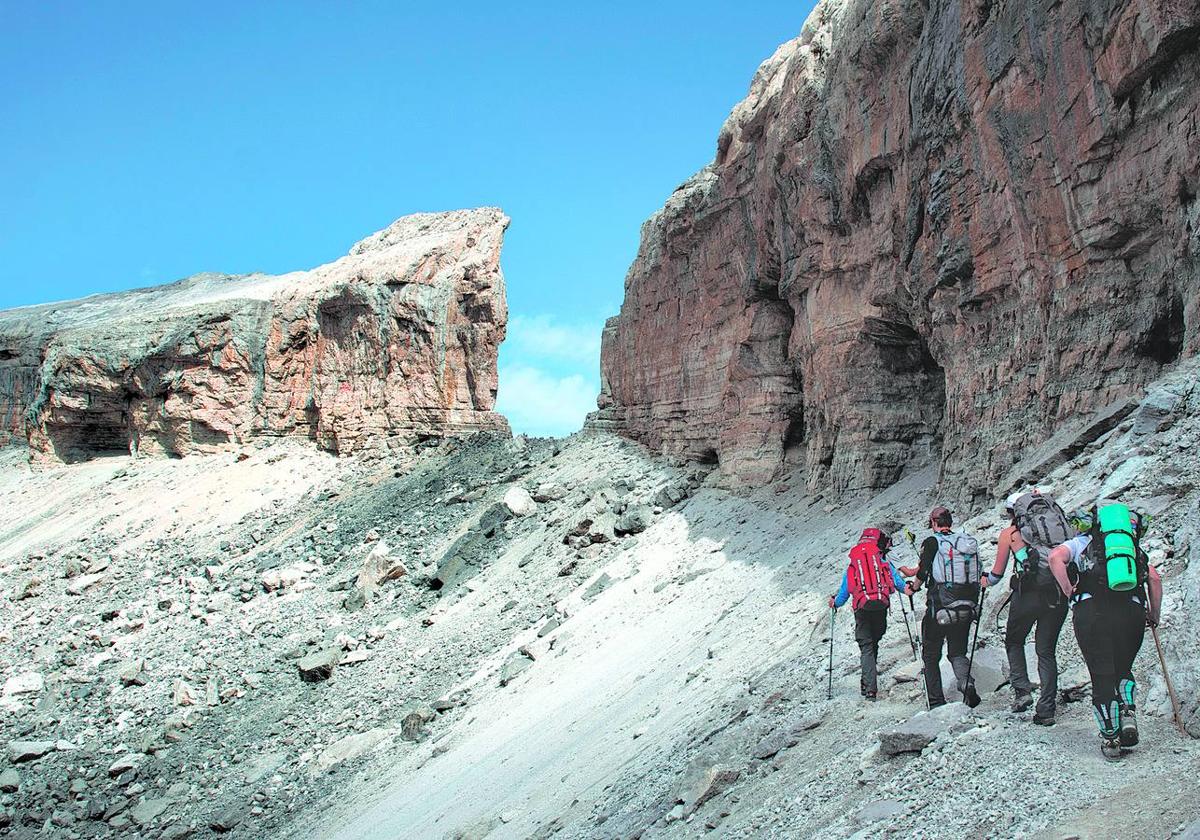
left=921, top=612, right=974, bottom=706
left=854, top=608, right=888, bottom=695
left=1005, top=585, right=1068, bottom=719
left=1072, top=593, right=1146, bottom=736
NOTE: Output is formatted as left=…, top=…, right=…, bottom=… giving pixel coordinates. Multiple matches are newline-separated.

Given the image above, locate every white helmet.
left=1005, top=487, right=1049, bottom=511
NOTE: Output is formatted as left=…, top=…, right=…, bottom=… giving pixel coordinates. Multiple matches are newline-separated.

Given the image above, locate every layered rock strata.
left=0, top=209, right=510, bottom=461
left=595, top=0, right=1199, bottom=499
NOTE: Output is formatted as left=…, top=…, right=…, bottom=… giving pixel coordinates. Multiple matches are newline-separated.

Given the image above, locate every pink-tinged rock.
left=593, top=0, right=1198, bottom=499
left=0, top=209, right=510, bottom=461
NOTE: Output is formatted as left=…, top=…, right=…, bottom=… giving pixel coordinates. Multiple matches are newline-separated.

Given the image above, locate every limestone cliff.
left=595, top=0, right=1199, bottom=500
left=0, top=209, right=510, bottom=461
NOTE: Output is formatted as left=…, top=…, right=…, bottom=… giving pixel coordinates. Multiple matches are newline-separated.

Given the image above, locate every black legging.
left=1072, top=593, right=1146, bottom=736
left=1005, top=585, right=1068, bottom=718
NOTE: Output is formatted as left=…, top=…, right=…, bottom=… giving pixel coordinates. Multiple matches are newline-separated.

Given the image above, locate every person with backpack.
left=1048, top=501, right=1163, bottom=761
left=899, top=506, right=982, bottom=708
left=828, top=527, right=912, bottom=700
left=981, top=490, right=1071, bottom=725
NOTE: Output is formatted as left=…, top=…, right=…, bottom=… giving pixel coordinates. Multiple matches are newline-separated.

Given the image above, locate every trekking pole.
left=827, top=606, right=835, bottom=700
left=994, top=590, right=1012, bottom=635
left=1150, top=624, right=1186, bottom=736
left=966, top=587, right=988, bottom=688
left=909, top=592, right=930, bottom=711
left=899, top=594, right=918, bottom=661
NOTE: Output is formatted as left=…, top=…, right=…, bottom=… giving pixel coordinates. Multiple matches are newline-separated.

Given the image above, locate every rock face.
left=595, top=0, right=1199, bottom=498
left=0, top=209, right=510, bottom=462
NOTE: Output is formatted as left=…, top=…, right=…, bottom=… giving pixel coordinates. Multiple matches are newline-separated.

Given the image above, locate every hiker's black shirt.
left=915, top=536, right=940, bottom=584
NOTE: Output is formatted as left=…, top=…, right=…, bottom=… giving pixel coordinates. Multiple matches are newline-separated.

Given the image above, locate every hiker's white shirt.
left=1062, top=534, right=1092, bottom=564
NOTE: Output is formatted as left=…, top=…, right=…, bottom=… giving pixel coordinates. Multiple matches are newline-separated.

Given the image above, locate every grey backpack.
left=931, top=531, right=981, bottom=625
left=931, top=532, right=981, bottom=585
left=1012, top=492, right=1074, bottom=589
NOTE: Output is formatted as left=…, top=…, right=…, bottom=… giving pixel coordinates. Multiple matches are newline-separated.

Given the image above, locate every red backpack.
left=847, top=528, right=896, bottom=612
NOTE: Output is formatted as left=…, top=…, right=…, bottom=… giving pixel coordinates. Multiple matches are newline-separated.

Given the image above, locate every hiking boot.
left=1100, top=736, right=1123, bottom=762
left=864, top=691, right=878, bottom=702
left=1119, top=707, right=1139, bottom=747
left=1011, top=692, right=1033, bottom=713
left=964, top=685, right=981, bottom=709
left=1032, top=715, right=1055, bottom=727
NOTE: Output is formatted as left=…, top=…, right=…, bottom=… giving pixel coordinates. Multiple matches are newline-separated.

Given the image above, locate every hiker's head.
left=1005, top=491, right=1023, bottom=523
left=876, top=529, right=893, bottom=552
left=929, top=506, right=952, bottom=530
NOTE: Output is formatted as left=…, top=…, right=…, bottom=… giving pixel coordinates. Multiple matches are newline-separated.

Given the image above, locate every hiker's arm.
left=1048, top=545, right=1074, bottom=598
left=889, top=563, right=911, bottom=594
left=1146, top=564, right=1163, bottom=626
left=985, top=528, right=1011, bottom=587
left=898, top=537, right=936, bottom=580
left=830, top=571, right=850, bottom=609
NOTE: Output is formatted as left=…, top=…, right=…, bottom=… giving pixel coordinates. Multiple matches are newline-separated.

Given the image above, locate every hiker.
left=982, top=490, right=1071, bottom=725
left=899, top=506, right=982, bottom=708
left=828, top=528, right=912, bottom=700
left=1048, top=501, right=1163, bottom=761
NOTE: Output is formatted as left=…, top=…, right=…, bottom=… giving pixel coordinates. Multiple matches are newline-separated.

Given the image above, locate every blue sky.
left=0, top=1, right=816, bottom=436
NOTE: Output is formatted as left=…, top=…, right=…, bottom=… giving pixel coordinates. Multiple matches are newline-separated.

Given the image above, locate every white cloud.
left=506, top=314, right=603, bottom=364
left=496, top=364, right=597, bottom=438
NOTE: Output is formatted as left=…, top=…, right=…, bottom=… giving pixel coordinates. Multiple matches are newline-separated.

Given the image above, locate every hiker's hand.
left=828, top=596, right=836, bottom=610
left=904, top=583, right=916, bottom=595
left=980, top=576, right=990, bottom=589
left=1147, top=612, right=1159, bottom=628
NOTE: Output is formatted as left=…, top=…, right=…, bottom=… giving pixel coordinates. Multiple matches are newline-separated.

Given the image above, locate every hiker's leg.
left=868, top=611, right=887, bottom=693
left=1005, top=589, right=1037, bottom=698
left=1113, top=598, right=1146, bottom=703
left=1074, top=599, right=1119, bottom=737
left=947, top=621, right=973, bottom=694
left=921, top=613, right=946, bottom=705
left=854, top=611, right=878, bottom=695
left=1033, top=593, right=1068, bottom=720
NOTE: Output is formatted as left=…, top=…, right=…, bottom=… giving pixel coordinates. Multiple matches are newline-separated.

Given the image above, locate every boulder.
left=400, top=705, right=436, bottom=742
left=499, top=651, right=534, bottom=686
left=503, top=486, right=537, bottom=517
left=118, top=659, right=147, bottom=687
left=356, top=542, right=407, bottom=592
left=0, top=769, right=17, bottom=792
left=532, top=483, right=568, bottom=502
left=582, top=573, right=614, bottom=602
left=317, top=729, right=394, bottom=771
left=7, top=740, right=54, bottom=763
left=615, top=505, right=653, bottom=536
left=66, top=573, right=106, bottom=596
left=261, top=566, right=307, bottom=593
left=10, top=577, right=41, bottom=601
left=3, top=672, right=43, bottom=696
left=129, top=796, right=170, bottom=826
left=879, top=703, right=970, bottom=756
left=173, top=680, right=197, bottom=707
left=857, top=800, right=907, bottom=825
left=107, top=753, right=144, bottom=777
left=677, top=763, right=741, bottom=816
left=209, top=804, right=246, bottom=833
left=298, top=647, right=342, bottom=683
left=750, top=711, right=824, bottom=760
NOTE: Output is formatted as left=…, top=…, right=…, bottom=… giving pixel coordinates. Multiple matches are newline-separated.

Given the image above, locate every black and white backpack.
left=931, top=531, right=981, bottom=625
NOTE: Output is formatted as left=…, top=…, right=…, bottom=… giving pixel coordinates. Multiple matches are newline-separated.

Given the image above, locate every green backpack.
left=1080, top=502, right=1149, bottom=592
